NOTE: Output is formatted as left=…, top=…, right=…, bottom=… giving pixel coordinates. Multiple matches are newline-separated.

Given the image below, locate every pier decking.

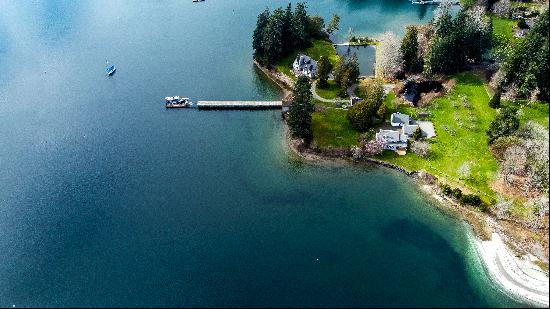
left=196, top=101, right=283, bottom=110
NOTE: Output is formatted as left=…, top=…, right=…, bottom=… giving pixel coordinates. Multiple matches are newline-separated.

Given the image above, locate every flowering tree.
left=457, top=161, right=472, bottom=179
left=363, top=139, right=385, bottom=157
left=492, top=0, right=511, bottom=18
left=493, top=197, right=512, bottom=219
left=377, top=31, right=403, bottom=79
left=411, top=141, right=431, bottom=158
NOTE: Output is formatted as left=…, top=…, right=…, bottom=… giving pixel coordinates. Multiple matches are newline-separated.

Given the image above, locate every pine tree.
left=262, top=8, right=286, bottom=65
left=401, top=26, right=421, bottom=73
left=316, top=56, right=332, bottom=88
left=488, top=91, right=501, bottom=109
left=281, top=3, right=295, bottom=54
left=252, top=8, right=270, bottom=64
left=288, top=75, right=314, bottom=140
left=293, top=2, right=310, bottom=49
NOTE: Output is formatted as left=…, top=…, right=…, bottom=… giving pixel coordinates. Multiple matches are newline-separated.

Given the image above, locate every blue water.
left=0, top=0, right=527, bottom=307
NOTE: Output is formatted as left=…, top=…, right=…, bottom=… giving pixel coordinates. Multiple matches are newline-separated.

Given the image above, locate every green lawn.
left=315, top=80, right=343, bottom=100
left=312, top=108, right=359, bottom=148
left=274, top=40, right=338, bottom=80
left=376, top=73, right=499, bottom=199
left=491, top=15, right=518, bottom=44
left=519, top=102, right=549, bottom=129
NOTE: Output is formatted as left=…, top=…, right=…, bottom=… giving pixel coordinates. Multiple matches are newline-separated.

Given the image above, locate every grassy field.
left=376, top=73, right=499, bottom=199
left=311, top=108, right=359, bottom=148
left=491, top=15, right=518, bottom=44
left=518, top=102, right=549, bottom=128
left=274, top=40, right=338, bottom=80
left=315, top=80, right=342, bottom=100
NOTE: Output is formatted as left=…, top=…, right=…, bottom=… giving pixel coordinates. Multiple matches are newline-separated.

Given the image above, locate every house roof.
left=403, top=124, right=419, bottom=135
left=377, top=129, right=408, bottom=142
left=390, top=112, right=410, bottom=126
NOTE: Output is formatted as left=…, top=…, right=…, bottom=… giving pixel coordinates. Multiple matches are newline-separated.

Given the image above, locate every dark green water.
left=0, top=0, right=526, bottom=307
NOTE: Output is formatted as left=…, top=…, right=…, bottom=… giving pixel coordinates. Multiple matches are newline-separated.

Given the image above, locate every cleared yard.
left=376, top=73, right=499, bottom=199
left=311, top=108, right=359, bottom=148
left=274, top=40, right=339, bottom=80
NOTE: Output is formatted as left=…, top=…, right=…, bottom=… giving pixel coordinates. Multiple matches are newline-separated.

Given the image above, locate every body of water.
left=0, top=0, right=525, bottom=307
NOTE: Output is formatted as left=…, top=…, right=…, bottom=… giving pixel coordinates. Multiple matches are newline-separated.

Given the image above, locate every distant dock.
left=196, top=101, right=283, bottom=110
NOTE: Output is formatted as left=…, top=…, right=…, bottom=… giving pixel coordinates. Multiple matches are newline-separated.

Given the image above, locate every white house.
left=376, top=129, right=408, bottom=152
left=292, top=54, right=317, bottom=78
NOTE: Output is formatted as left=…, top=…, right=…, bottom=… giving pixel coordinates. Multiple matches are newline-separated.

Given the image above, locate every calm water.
left=0, top=0, right=526, bottom=307
left=336, top=45, right=376, bottom=76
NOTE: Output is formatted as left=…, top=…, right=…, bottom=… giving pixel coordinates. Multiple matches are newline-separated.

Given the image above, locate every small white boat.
left=105, top=65, right=116, bottom=76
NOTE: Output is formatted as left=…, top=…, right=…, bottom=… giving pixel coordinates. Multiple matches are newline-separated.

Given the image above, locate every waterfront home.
left=292, top=54, right=317, bottom=78
left=376, top=129, right=408, bottom=153
left=378, top=112, right=436, bottom=153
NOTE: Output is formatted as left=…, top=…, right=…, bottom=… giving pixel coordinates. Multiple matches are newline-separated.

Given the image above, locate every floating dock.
left=196, top=101, right=283, bottom=110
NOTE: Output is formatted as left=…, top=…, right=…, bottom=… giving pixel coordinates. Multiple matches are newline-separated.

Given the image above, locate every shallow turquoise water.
left=0, top=0, right=527, bottom=307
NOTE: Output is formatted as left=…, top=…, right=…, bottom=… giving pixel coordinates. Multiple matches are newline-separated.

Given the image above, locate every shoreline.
left=262, top=57, right=550, bottom=305
left=282, top=124, right=549, bottom=307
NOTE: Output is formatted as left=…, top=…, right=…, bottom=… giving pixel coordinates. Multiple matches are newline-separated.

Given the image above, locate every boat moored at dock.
left=165, top=96, right=193, bottom=108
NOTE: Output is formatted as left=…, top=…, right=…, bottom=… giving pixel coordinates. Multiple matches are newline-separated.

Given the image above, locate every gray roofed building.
left=292, top=54, right=317, bottom=78
left=390, top=112, right=411, bottom=127
left=376, top=129, right=408, bottom=152
left=403, top=123, right=419, bottom=136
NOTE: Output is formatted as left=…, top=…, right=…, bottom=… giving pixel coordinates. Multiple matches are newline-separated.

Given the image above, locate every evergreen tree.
left=425, top=7, right=492, bottom=74
left=316, top=56, right=332, bottom=88
left=307, top=16, right=326, bottom=39
left=252, top=8, right=271, bottom=64
left=293, top=2, right=310, bottom=49
left=281, top=3, right=295, bottom=54
left=262, top=8, right=286, bottom=65
left=347, top=78, right=384, bottom=131
left=346, top=54, right=360, bottom=85
left=502, top=10, right=549, bottom=101
left=288, top=76, right=314, bottom=140
left=401, top=26, right=421, bottom=73
left=333, top=54, right=360, bottom=95
left=488, top=91, right=501, bottom=109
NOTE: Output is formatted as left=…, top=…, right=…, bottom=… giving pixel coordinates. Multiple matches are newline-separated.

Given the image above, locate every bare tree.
left=493, top=197, right=512, bottom=220
left=493, top=0, right=512, bottom=18
left=411, top=141, right=431, bottom=158
left=377, top=32, right=403, bottom=79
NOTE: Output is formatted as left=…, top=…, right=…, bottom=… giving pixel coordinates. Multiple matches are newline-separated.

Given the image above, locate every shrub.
left=460, top=194, right=483, bottom=207
left=486, top=107, right=520, bottom=144
left=488, top=91, right=501, bottom=109
left=452, top=188, right=463, bottom=199
left=441, top=184, right=453, bottom=196
left=517, top=18, right=529, bottom=29
left=411, top=127, right=422, bottom=140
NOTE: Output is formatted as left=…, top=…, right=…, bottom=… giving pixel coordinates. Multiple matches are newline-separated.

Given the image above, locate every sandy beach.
left=475, top=233, right=549, bottom=307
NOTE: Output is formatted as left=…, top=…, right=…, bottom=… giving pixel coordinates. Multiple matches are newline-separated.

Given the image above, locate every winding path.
left=311, top=80, right=354, bottom=104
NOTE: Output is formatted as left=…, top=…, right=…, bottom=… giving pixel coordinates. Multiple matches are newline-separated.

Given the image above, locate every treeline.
left=380, top=2, right=548, bottom=102
left=252, top=3, right=327, bottom=66
left=378, top=5, right=493, bottom=78
left=498, top=9, right=548, bottom=102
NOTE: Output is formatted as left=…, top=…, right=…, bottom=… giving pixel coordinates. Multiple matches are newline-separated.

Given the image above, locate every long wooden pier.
left=196, top=101, right=283, bottom=110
